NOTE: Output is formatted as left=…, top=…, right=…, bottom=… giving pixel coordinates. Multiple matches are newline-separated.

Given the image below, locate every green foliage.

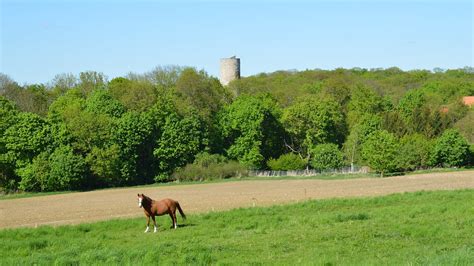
left=267, top=153, right=307, bottom=170
left=431, top=129, right=470, bottom=167
left=343, top=114, right=382, bottom=165
left=362, top=130, right=399, bottom=176
left=47, top=145, right=87, bottom=191
left=85, top=145, right=121, bottom=187
left=85, top=89, right=125, bottom=118
left=1, top=67, right=473, bottom=192
left=50, top=73, right=77, bottom=94
left=0, top=96, right=18, bottom=190
left=175, top=68, right=231, bottom=121
left=395, top=87, right=468, bottom=138
left=127, top=65, right=183, bottom=89
left=18, top=146, right=87, bottom=192
left=0, top=80, right=52, bottom=116
left=2, top=112, right=52, bottom=168
left=381, top=109, right=408, bottom=137
left=153, top=113, right=206, bottom=181
left=282, top=95, right=345, bottom=159
left=1, top=190, right=472, bottom=265
left=397, top=134, right=433, bottom=171
left=193, top=152, right=228, bottom=167
left=108, top=77, right=157, bottom=111
left=48, top=89, right=118, bottom=155
left=310, top=143, right=344, bottom=171
left=454, top=109, right=474, bottom=143
left=47, top=89, right=85, bottom=123
left=219, top=94, right=285, bottom=168
left=172, top=152, right=244, bottom=182
left=67, top=111, right=116, bottom=153
left=172, top=154, right=246, bottom=182
left=113, top=111, right=155, bottom=185
left=347, top=85, right=385, bottom=127
left=173, top=69, right=231, bottom=154
left=17, top=152, right=50, bottom=192
left=398, top=89, right=426, bottom=119
left=0, top=96, right=18, bottom=131
left=229, top=70, right=327, bottom=107
left=78, top=71, right=107, bottom=96
left=469, top=145, right=474, bottom=166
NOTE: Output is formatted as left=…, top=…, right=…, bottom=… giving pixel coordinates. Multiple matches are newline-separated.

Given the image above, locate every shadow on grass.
left=169, top=223, right=197, bottom=229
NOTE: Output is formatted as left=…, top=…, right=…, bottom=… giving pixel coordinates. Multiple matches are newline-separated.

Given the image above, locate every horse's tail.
left=176, top=202, right=186, bottom=220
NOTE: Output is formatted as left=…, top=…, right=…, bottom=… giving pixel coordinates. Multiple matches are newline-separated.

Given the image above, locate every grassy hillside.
left=1, top=189, right=473, bottom=265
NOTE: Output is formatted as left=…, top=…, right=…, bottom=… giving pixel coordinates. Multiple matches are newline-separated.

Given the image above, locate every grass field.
left=1, top=189, right=473, bottom=265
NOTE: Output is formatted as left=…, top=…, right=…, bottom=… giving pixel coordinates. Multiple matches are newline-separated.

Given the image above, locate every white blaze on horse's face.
left=138, top=197, right=143, bottom=208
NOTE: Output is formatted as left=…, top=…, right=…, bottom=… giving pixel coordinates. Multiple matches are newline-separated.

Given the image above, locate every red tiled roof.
left=463, top=96, right=474, bottom=107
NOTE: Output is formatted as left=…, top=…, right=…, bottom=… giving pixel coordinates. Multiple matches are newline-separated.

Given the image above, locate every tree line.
left=1, top=66, right=473, bottom=192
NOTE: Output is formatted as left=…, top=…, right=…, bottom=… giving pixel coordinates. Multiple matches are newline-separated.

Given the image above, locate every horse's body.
left=137, top=193, right=186, bottom=233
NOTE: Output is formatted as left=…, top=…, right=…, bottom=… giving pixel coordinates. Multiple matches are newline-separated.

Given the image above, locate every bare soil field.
left=1, top=171, right=473, bottom=229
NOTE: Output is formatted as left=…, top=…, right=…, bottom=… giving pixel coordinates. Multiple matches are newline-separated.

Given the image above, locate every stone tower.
left=219, top=56, right=240, bottom=86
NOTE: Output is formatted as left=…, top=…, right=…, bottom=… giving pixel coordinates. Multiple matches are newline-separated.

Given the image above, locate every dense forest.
left=1, top=66, right=473, bottom=192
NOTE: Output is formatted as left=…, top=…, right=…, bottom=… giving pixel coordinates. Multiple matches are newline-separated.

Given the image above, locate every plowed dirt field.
left=1, top=171, right=473, bottom=229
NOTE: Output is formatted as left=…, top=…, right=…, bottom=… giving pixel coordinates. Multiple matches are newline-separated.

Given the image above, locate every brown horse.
left=137, top=193, right=186, bottom=233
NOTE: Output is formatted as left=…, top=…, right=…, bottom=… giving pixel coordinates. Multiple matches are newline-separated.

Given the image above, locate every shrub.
left=172, top=154, right=247, bottom=182
left=85, top=145, right=121, bottom=187
left=397, top=134, right=433, bottom=171
left=48, top=145, right=87, bottom=191
left=193, top=152, right=228, bottom=167
left=267, top=153, right=307, bottom=170
left=310, top=143, right=344, bottom=171
left=17, top=146, right=87, bottom=192
left=469, top=144, right=474, bottom=166
left=431, top=129, right=470, bottom=167
left=362, top=130, right=399, bottom=177
left=17, top=152, right=50, bottom=192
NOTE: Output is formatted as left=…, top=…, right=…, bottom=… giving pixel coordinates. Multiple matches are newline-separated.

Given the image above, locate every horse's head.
left=137, top=193, right=144, bottom=208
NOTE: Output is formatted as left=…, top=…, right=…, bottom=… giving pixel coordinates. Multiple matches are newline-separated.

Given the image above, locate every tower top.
left=219, top=57, right=240, bottom=86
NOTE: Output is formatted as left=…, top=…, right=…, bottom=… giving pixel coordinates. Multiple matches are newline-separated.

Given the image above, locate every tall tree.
left=431, top=129, right=470, bottom=167
left=343, top=114, right=382, bottom=167
left=113, top=111, right=155, bottom=185
left=347, top=85, right=385, bottom=127
left=78, top=71, right=107, bottom=96
left=282, top=95, right=345, bottom=161
left=175, top=68, right=231, bottom=121
left=0, top=96, right=19, bottom=190
left=108, top=77, right=157, bottom=111
left=361, top=130, right=399, bottom=177
left=49, top=73, right=77, bottom=94
left=153, top=112, right=206, bottom=181
left=397, top=134, right=433, bottom=171
left=219, top=94, right=285, bottom=168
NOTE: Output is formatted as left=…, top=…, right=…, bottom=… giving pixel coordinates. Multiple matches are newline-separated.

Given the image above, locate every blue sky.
left=1, top=0, right=472, bottom=84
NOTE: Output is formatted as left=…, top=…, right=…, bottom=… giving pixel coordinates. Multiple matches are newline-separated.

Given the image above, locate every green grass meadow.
left=1, top=190, right=473, bottom=265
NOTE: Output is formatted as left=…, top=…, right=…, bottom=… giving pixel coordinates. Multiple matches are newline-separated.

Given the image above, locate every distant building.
left=441, top=96, right=474, bottom=113
left=219, top=56, right=240, bottom=86
left=463, top=96, right=474, bottom=107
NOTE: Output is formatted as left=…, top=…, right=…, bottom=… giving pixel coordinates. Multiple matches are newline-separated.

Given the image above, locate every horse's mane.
left=142, top=194, right=154, bottom=203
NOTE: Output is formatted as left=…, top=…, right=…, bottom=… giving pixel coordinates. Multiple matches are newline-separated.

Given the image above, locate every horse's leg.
left=172, top=212, right=178, bottom=229
left=152, top=215, right=157, bottom=233
left=170, top=205, right=178, bottom=229
left=169, top=213, right=176, bottom=229
left=144, top=215, right=150, bottom=233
